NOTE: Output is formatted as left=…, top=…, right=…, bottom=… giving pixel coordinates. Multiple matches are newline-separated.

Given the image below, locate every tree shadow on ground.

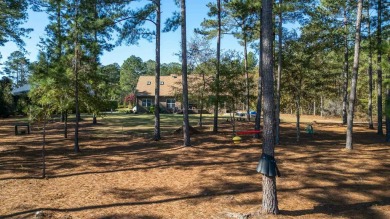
left=0, top=119, right=389, bottom=218
left=280, top=198, right=390, bottom=219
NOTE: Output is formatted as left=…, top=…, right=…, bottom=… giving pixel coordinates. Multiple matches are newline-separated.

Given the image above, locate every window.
left=167, top=99, right=175, bottom=109
left=147, top=81, right=151, bottom=85
left=142, top=99, right=152, bottom=107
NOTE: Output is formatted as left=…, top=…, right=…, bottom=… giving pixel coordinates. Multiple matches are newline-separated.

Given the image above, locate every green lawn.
left=84, top=113, right=232, bottom=135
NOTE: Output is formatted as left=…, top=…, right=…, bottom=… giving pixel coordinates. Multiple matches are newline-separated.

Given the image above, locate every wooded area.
left=0, top=0, right=389, bottom=217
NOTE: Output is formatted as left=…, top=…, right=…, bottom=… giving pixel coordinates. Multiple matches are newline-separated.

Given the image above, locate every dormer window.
left=147, top=81, right=151, bottom=85
left=160, top=81, right=164, bottom=85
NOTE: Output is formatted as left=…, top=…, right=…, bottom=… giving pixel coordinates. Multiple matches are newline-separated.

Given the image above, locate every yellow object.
left=233, top=136, right=242, bottom=144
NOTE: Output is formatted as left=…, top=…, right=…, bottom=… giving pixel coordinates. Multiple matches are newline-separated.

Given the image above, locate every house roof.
left=136, top=75, right=182, bottom=97
left=11, top=84, right=31, bottom=95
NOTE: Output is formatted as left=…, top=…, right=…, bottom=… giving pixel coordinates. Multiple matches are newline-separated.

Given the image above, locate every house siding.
left=137, top=96, right=182, bottom=113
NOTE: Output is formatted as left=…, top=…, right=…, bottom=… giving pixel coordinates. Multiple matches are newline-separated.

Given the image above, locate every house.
left=135, top=72, right=255, bottom=114
left=11, top=84, right=31, bottom=96
left=135, top=74, right=183, bottom=113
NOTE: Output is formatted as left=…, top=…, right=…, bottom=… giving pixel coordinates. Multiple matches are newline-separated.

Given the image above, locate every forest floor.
left=0, top=114, right=389, bottom=219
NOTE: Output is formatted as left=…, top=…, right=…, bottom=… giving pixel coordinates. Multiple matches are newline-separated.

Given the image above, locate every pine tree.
left=3, top=51, right=30, bottom=87
left=260, top=0, right=279, bottom=214
left=0, top=0, right=32, bottom=49
left=196, top=0, right=224, bottom=133
left=377, top=0, right=383, bottom=135
left=214, top=0, right=222, bottom=133
left=223, top=0, right=260, bottom=121
left=275, top=0, right=283, bottom=144
left=367, top=0, right=374, bottom=129
left=180, top=0, right=190, bottom=146
left=346, top=0, right=363, bottom=150
left=116, top=0, right=162, bottom=140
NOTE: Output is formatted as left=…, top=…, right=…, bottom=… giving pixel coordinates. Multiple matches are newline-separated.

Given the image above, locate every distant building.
left=135, top=74, right=182, bottom=113
left=11, top=84, right=30, bottom=96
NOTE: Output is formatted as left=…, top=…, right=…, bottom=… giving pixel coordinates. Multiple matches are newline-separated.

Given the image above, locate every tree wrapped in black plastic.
left=256, top=154, right=281, bottom=177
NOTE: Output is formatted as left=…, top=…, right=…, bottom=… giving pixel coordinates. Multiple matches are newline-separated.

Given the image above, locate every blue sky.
left=0, top=0, right=248, bottom=70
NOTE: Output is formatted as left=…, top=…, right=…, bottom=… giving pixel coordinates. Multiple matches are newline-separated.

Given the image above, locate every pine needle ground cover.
left=0, top=114, right=389, bottom=218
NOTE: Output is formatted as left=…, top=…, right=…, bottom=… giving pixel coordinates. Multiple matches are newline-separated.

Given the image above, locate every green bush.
left=108, top=100, right=119, bottom=111
left=148, top=106, right=155, bottom=113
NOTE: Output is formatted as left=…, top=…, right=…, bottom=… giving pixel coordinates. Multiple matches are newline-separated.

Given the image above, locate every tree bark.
left=42, top=119, right=46, bottom=178
left=313, top=101, right=316, bottom=116
left=199, top=72, right=206, bottom=128
left=296, top=93, right=300, bottom=142
left=213, top=0, right=221, bottom=133
left=346, top=0, right=363, bottom=150
left=255, top=33, right=262, bottom=139
left=342, top=7, right=349, bottom=125
left=367, top=1, right=374, bottom=129
left=377, top=0, right=383, bottom=135
left=181, top=0, right=190, bottom=146
left=244, top=37, right=250, bottom=121
left=261, top=0, right=279, bottom=214
left=64, top=111, right=68, bottom=139
left=275, top=0, right=282, bottom=145
left=154, top=0, right=161, bottom=141
left=74, top=2, right=80, bottom=153
left=93, top=113, right=97, bottom=124
left=386, top=88, right=390, bottom=142
left=320, top=96, right=323, bottom=117
left=386, top=33, right=390, bottom=142
left=255, top=74, right=262, bottom=139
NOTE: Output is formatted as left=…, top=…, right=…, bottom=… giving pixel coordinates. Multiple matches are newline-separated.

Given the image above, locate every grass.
left=87, top=113, right=232, bottom=134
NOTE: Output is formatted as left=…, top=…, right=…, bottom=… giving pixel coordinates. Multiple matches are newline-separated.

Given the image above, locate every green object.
left=306, top=124, right=314, bottom=134
left=148, top=106, right=155, bottom=113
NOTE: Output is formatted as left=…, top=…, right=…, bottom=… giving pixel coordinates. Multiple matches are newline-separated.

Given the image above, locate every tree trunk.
left=244, top=37, right=250, bottom=121
left=213, top=0, right=221, bottom=133
left=320, top=96, right=323, bottom=117
left=386, top=88, right=390, bottom=142
left=74, top=60, right=80, bottom=152
left=275, top=0, right=282, bottom=145
left=386, top=44, right=390, bottom=141
left=74, top=5, right=80, bottom=153
left=64, top=111, right=68, bottom=139
left=342, top=7, right=349, bottom=125
left=255, top=75, right=262, bottom=139
left=313, top=101, right=316, bottom=116
left=368, top=69, right=374, bottom=127
left=199, top=99, right=203, bottom=127
left=377, top=0, right=383, bottom=135
left=260, top=0, right=279, bottom=214
left=367, top=2, right=374, bottom=129
left=42, top=119, right=46, bottom=178
left=181, top=0, right=190, bottom=146
left=255, top=30, right=262, bottom=139
left=93, top=114, right=97, bottom=124
left=56, top=0, right=62, bottom=59
left=199, top=72, right=206, bottom=128
left=154, top=0, right=161, bottom=141
left=295, top=93, right=300, bottom=142
left=346, top=0, right=363, bottom=150
left=92, top=0, right=99, bottom=127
